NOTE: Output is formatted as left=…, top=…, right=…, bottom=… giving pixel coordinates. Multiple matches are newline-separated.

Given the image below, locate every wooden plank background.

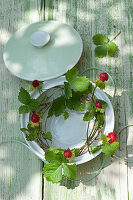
left=0, top=0, right=133, bottom=199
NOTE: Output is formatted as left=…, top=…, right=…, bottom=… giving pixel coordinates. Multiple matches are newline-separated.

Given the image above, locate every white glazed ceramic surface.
left=3, top=21, right=83, bottom=81
left=30, top=31, right=50, bottom=47
left=20, top=76, right=114, bottom=165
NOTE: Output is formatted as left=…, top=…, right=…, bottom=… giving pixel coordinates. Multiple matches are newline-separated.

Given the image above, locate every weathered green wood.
left=43, top=0, right=133, bottom=200
left=0, top=0, right=43, bottom=199
left=1, top=0, right=133, bottom=199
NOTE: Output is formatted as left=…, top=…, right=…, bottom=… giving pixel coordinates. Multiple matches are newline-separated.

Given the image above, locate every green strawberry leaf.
left=45, top=147, right=67, bottom=163
left=107, top=42, right=116, bottom=56
left=64, top=82, right=72, bottom=99
left=48, top=103, right=54, bottom=118
left=93, top=34, right=109, bottom=45
left=19, top=105, right=30, bottom=114
left=66, top=90, right=84, bottom=111
left=100, top=108, right=105, bottom=114
left=93, top=79, right=105, bottom=89
left=18, top=87, right=31, bottom=105
left=28, top=99, right=41, bottom=111
left=53, top=96, right=66, bottom=117
left=45, top=147, right=65, bottom=154
left=72, top=148, right=80, bottom=157
left=95, top=45, right=107, bottom=58
left=102, top=142, right=119, bottom=155
left=66, top=67, right=79, bottom=82
left=25, top=129, right=38, bottom=141
left=71, top=77, right=90, bottom=92
left=47, top=147, right=64, bottom=154
left=86, top=101, right=95, bottom=112
left=93, top=34, right=116, bottom=58
left=62, top=163, right=76, bottom=179
left=63, top=111, right=70, bottom=120
left=101, top=134, right=110, bottom=145
left=20, top=128, right=28, bottom=132
left=94, top=42, right=116, bottom=58
left=43, top=163, right=63, bottom=183
left=88, top=82, right=93, bottom=93
left=44, top=131, right=52, bottom=141
left=89, top=145, right=102, bottom=154
left=48, top=96, right=66, bottom=117
left=96, top=113, right=104, bottom=126
left=83, top=111, right=95, bottom=121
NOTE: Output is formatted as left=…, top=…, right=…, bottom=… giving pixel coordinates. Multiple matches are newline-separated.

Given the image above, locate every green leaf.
left=19, top=105, right=30, bottom=114
left=93, top=34, right=109, bottom=45
left=96, top=113, right=104, bottom=126
left=88, top=82, right=93, bottom=94
left=20, top=128, right=28, bottom=132
left=45, top=150, right=62, bottom=163
left=86, top=101, right=95, bottom=112
left=66, top=67, right=79, bottom=82
left=48, top=104, right=54, bottom=118
left=62, top=163, right=76, bottom=179
left=107, top=42, right=116, bottom=56
left=18, top=87, right=31, bottom=105
left=48, top=147, right=65, bottom=154
left=100, top=108, right=105, bottom=114
left=28, top=99, right=41, bottom=111
left=53, top=96, right=66, bottom=117
left=111, top=142, right=119, bottom=150
left=93, top=34, right=116, bottom=58
left=64, top=82, right=72, bottom=99
left=44, top=131, right=52, bottom=141
left=102, top=142, right=119, bottom=155
left=48, top=96, right=66, bottom=117
left=94, top=42, right=116, bottom=58
left=71, top=77, right=90, bottom=92
left=95, top=45, right=107, bottom=58
left=27, top=123, right=33, bottom=130
left=66, top=90, right=84, bottom=111
left=93, top=79, right=105, bottom=89
left=45, top=148, right=67, bottom=163
left=25, top=129, right=38, bottom=141
left=101, top=134, right=110, bottom=145
left=43, top=163, right=63, bottom=183
left=89, top=145, right=102, bottom=154
left=63, top=111, right=70, bottom=120
left=83, top=111, right=94, bottom=121
left=72, top=148, right=80, bottom=157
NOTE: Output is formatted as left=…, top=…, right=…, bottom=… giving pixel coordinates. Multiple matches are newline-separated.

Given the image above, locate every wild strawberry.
left=95, top=101, right=102, bottom=108
left=100, top=73, right=108, bottom=82
left=32, top=80, right=39, bottom=87
left=107, top=132, right=117, bottom=143
left=64, top=149, right=72, bottom=158
left=31, top=114, right=40, bottom=123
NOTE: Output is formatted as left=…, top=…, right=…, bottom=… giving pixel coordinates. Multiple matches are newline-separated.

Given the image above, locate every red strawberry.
left=107, top=132, right=117, bottom=143
left=31, top=114, right=40, bottom=123
left=32, top=80, right=39, bottom=87
left=100, top=73, right=108, bottom=82
left=64, top=149, right=72, bottom=158
left=95, top=101, right=102, bottom=108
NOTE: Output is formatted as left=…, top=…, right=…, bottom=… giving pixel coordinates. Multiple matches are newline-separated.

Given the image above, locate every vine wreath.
left=18, top=67, right=119, bottom=183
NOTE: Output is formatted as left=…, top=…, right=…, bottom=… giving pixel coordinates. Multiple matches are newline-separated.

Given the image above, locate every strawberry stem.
left=110, top=31, right=121, bottom=42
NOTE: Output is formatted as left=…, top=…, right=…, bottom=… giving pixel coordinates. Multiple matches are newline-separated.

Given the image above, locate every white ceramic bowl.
left=20, top=76, right=114, bottom=165
left=30, top=31, right=50, bottom=47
